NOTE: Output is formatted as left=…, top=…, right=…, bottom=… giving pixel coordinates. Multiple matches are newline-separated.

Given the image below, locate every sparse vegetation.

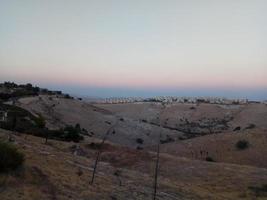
left=0, top=141, right=24, bottom=173
left=0, top=82, right=72, bottom=101
left=0, top=103, right=84, bottom=142
left=248, top=184, right=267, bottom=197
left=236, top=140, right=249, bottom=150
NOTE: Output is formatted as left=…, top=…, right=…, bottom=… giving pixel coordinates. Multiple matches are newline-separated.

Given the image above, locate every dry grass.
left=0, top=129, right=267, bottom=200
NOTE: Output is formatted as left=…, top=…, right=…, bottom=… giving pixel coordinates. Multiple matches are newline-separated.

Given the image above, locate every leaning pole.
left=153, top=131, right=161, bottom=200
left=153, top=103, right=165, bottom=200
left=90, top=122, right=117, bottom=185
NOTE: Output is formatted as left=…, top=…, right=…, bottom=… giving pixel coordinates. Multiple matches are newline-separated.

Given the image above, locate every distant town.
left=99, top=96, right=266, bottom=105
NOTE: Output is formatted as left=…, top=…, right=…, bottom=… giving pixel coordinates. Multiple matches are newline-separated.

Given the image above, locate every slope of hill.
left=1, top=129, right=267, bottom=200
left=13, top=96, right=264, bottom=147
left=157, top=129, right=267, bottom=168
left=12, top=95, right=183, bottom=148
left=1, top=87, right=267, bottom=200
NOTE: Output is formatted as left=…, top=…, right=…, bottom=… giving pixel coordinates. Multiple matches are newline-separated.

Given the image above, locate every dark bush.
left=245, top=124, right=256, bottom=130
left=236, top=140, right=249, bottom=150
left=64, top=94, right=73, bottom=99
left=205, top=156, right=215, bottom=162
left=3, top=82, right=17, bottom=88
left=248, top=184, right=267, bottom=197
left=0, top=141, right=24, bottom=173
left=233, top=126, right=241, bottom=131
left=60, top=125, right=84, bottom=142
left=35, top=114, right=46, bottom=128
left=114, top=170, right=121, bottom=176
left=136, top=138, right=143, bottom=144
left=178, top=136, right=186, bottom=140
left=87, top=142, right=101, bottom=150
left=160, top=135, right=175, bottom=144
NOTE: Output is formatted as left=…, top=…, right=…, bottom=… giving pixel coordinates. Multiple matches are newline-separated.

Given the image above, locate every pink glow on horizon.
left=4, top=70, right=266, bottom=91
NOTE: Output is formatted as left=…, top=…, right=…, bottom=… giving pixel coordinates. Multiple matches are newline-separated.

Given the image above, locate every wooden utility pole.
left=90, top=122, right=117, bottom=185
left=153, top=131, right=161, bottom=200
left=152, top=103, right=165, bottom=199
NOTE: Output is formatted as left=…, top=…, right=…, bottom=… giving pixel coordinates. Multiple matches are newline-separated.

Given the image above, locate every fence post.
left=90, top=122, right=117, bottom=185
left=153, top=130, right=161, bottom=200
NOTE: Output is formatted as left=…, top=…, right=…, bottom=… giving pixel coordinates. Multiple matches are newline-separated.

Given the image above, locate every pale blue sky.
left=0, top=0, right=266, bottom=99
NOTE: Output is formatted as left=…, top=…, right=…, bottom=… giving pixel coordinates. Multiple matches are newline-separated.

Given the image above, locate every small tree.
left=0, top=141, right=24, bottom=172
left=236, top=140, right=249, bottom=150
left=136, top=138, right=143, bottom=144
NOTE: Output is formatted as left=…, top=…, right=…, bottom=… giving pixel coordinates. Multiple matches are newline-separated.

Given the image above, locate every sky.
left=0, top=0, right=266, bottom=99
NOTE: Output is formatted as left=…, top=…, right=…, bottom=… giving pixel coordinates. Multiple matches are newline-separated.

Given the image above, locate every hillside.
left=157, top=129, right=267, bottom=168
left=1, top=129, right=267, bottom=200
left=0, top=90, right=267, bottom=199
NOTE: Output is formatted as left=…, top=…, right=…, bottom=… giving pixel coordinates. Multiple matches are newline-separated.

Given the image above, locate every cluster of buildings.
left=99, top=96, right=251, bottom=105
left=100, top=97, right=144, bottom=104
left=146, top=96, right=249, bottom=105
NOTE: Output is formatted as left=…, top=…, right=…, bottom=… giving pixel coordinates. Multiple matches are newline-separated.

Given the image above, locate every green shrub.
left=35, top=114, right=46, bottom=128
left=0, top=141, right=24, bottom=173
left=236, top=140, right=249, bottom=150
left=62, top=125, right=84, bottom=142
